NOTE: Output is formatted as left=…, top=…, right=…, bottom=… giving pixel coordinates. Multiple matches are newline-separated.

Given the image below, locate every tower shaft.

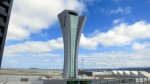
left=58, top=10, right=86, bottom=79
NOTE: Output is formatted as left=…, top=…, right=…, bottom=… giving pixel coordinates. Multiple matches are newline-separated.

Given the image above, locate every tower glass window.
left=70, top=15, right=79, bottom=78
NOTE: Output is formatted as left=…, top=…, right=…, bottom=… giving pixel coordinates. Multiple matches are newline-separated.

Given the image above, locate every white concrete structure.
left=123, top=71, right=130, bottom=76
left=111, top=70, right=150, bottom=78
left=117, top=71, right=123, bottom=76
left=139, top=71, right=150, bottom=78
left=131, top=71, right=138, bottom=77
left=92, top=71, right=112, bottom=76
left=112, top=71, right=117, bottom=75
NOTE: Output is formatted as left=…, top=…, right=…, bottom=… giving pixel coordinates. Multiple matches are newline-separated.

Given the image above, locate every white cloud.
left=7, top=23, right=30, bottom=40
left=4, top=37, right=63, bottom=56
left=3, top=49, right=150, bottom=69
left=4, top=33, right=99, bottom=56
left=7, top=0, right=86, bottom=41
left=132, top=42, right=150, bottom=51
left=81, top=21, right=150, bottom=48
left=110, top=7, right=132, bottom=15
left=4, top=19, right=150, bottom=68
left=3, top=20, right=150, bottom=68
left=5, top=21, right=150, bottom=55
left=78, top=50, right=150, bottom=68
left=113, top=18, right=124, bottom=24
left=80, top=34, right=99, bottom=50
left=2, top=53, right=63, bottom=69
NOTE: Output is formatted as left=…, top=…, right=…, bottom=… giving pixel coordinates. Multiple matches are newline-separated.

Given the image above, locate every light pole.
left=94, top=62, right=95, bottom=70
left=82, top=59, right=84, bottom=78
left=82, top=59, right=84, bottom=71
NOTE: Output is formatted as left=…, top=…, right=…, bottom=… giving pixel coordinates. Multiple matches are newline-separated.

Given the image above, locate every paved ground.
left=0, top=69, right=62, bottom=76
left=0, top=81, right=43, bottom=84
left=0, top=82, right=30, bottom=84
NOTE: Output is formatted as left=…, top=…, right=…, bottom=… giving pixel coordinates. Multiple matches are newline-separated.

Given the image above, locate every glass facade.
left=69, top=15, right=79, bottom=78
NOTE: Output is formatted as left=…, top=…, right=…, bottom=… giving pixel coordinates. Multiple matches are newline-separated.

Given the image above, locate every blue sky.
left=2, top=0, right=150, bottom=69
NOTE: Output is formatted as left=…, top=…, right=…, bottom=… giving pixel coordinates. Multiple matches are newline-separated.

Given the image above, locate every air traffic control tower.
left=58, top=10, right=86, bottom=79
